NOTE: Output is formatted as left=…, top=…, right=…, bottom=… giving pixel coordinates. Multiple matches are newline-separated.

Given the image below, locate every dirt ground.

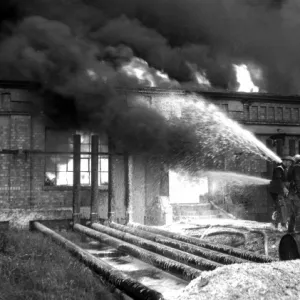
left=163, top=219, right=300, bottom=300
left=163, top=219, right=285, bottom=259
left=182, top=227, right=283, bottom=260
left=175, top=260, right=300, bottom=300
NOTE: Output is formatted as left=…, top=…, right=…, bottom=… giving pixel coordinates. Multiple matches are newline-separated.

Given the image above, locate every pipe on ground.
left=199, top=230, right=247, bottom=248
left=74, top=224, right=201, bottom=281
left=127, top=223, right=275, bottom=263
left=279, top=233, right=300, bottom=261
left=91, top=223, right=221, bottom=271
left=108, top=222, right=247, bottom=265
left=250, top=230, right=269, bottom=257
left=32, top=222, right=164, bottom=300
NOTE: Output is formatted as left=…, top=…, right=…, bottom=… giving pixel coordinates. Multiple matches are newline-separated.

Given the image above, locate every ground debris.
left=176, top=260, right=300, bottom=300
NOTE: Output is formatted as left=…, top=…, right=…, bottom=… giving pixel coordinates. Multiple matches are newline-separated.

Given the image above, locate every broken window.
left=45, top=130, right=109, bottom=187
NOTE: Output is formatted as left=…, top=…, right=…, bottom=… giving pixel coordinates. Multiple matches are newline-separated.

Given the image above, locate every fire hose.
left=200, top=228, right=247, bottom=248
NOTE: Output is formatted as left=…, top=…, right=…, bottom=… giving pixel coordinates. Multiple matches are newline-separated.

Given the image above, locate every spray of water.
left=152, top=93, right=281, bottom=166
left=206, top=171, right=270, bottom=186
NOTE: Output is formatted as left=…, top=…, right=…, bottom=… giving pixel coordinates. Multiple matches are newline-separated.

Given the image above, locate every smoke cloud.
left=0, top=0, right=296, bottom=168
left=2, top=0, right=299, bottom=93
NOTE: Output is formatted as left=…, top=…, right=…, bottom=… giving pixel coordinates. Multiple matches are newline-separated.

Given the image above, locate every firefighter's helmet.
left=281, top=156, right=295, bottom=162
left=294, top=154, right=300, bottom=163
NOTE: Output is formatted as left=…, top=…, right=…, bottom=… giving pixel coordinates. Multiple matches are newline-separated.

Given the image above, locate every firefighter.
left=269, top=159, right=289, bottom=231
left=287, top=154, right=300, bottom=233
left=286, top=156, right=295, bottom=183
left=281, top=156, right=295, bottom=228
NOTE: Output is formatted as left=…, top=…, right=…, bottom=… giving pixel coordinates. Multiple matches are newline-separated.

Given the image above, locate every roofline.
left=122, top=87, right=300, bottom=103
left=1, top=80, right=300, bottom=103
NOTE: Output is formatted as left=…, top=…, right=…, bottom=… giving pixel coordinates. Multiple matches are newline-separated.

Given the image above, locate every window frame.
left=44, top=128, right=109, bottom=190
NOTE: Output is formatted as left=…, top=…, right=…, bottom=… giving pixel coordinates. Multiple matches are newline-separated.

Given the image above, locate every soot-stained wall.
left=128, top=89, right=300, bottom=222
left=0, top=84, right=167, bottom=227
left=1, top=83, right=300, bottom=227
left=0, top=86, right=113, bottom=227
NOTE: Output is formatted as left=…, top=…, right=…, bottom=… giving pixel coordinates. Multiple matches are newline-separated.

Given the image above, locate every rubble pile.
left=176, top=260, right=300, bottom=300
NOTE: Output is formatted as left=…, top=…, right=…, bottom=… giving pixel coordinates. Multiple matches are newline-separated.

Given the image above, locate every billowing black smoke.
left=1, top=0, right=298, bottom=93
left=0, top=0, right=294, bottom=168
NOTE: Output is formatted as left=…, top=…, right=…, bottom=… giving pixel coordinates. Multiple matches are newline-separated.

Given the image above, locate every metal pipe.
left=124, top=153, right=130, bottom=223
left=32, top=222, right=164, bottom=300
left=91, top=223, right=221, bottom=271
left=107, top=137, right=113, bottom=220
left=73, top=134, right=81, bottom=225
left=0, top=150, right=121, bottom=155
left=127, top=223, right=275, bottom=263
left=90, top=135, right=99, bottom=223
left=108, top=222, right=247, bottom=265
left=74, top=224, right=201, bottom=281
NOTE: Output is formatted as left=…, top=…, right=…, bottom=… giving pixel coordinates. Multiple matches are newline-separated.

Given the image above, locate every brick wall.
left=2, top=86, right=300, bottom=226
left=128, top=90, right=300, bottom=222
left=0, top=88, right=122, bottom=227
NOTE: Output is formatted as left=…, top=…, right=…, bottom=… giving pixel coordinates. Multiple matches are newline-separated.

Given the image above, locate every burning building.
left=2, top=1, right=300, bottom=227
left=1, top=80, right=300, bottom=228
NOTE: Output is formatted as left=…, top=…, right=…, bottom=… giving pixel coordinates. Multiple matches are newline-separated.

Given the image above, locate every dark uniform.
left=287, top=160, right=300, bottom=232
left=269, top=163, right=287, bottom=228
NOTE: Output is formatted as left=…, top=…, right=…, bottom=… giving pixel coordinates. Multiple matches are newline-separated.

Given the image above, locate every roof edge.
left=1, top=80, right=300, bottom=102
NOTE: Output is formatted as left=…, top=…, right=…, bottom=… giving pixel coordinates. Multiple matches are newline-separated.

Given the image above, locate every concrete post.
left=90, top=135, right=99, bottom=223
left=73, top=134, right=81, bottom=224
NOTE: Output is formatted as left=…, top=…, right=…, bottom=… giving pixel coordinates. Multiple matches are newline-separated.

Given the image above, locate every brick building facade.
left=1, top=82, right=300, bottom=227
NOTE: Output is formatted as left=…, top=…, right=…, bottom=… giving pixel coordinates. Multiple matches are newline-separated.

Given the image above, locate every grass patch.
left=0, top=229, right=125, bottom=300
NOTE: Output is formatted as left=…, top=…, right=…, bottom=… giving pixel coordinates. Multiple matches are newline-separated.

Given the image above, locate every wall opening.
left=169, top=170, right=208, bottom=204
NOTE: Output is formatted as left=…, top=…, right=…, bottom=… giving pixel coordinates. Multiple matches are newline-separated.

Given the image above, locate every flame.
left=186, top=62, right=211, bottom=87
left=121, top=57, right=179, bottom=87
left=194, top=71, right=211, bottom=86
left=234, top=64, right=259, bottom=92
left=122, top=57, right=155, bottom=86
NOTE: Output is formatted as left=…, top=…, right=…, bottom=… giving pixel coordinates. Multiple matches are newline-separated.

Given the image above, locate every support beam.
left=90, top=135, right=99, bottom=223
left=73, top=134, right=81, bottom=224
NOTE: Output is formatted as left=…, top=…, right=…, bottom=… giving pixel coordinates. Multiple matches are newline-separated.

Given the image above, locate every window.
left=221, top=104, right=229, bottom=113
left=289, top=139, right=296, bottom=156
left=292, top=108, right=299, bottom=122
left=276, top=107, right=283, bottom=121
left=260, top=106, right=267, bottom=120
left=285, top=108, right=292, bottom=122
left=268, top=107, right=275, bottom=121
left=45, top=130, right=109, bottom=187
left=250, top=106, right=258, bottom=121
